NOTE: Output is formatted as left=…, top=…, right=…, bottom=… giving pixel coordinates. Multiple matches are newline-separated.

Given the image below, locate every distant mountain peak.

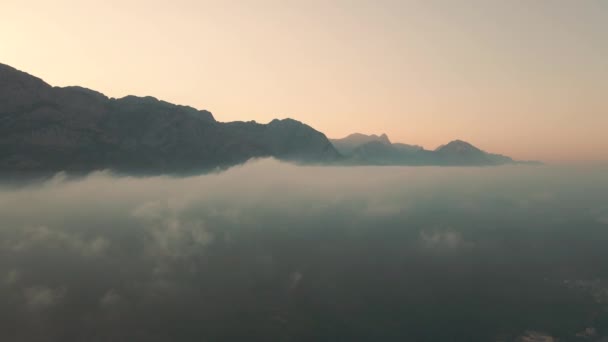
left=339, top=133, right=392, bottom=145
left=269, top=118, right=303, bottom=125
left=435, top=140, right=482, bottom=153
left=0, top=63, right=48, bottom=86
left=379, top=133, right=390, bottom=143
left=1, top=63, right=53, bottom=112
left=61, top=86, right=109, bottom=101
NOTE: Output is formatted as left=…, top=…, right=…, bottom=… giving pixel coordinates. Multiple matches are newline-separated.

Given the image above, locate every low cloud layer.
left=0, top=159, right=607, bottom=341
left=23, top=285, right=66, bottom=311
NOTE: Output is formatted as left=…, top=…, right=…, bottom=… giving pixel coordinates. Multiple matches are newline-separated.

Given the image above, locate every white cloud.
left=132, top=200, right=165, bottom=221
left=4, top=269, right=19, bottom=285
left=87, top=237, right=110, bottom=256
left=23, top=286, right=65, bottom=311
left=516, top=330, right=556, bottom=342
left=99, top=289, right=121, bottom=308
left=133, top=200, right=214, bottom=259
left=576, top=327, right=597, bottom=338
left=364, top=197, right=404, bottom=216
left=288, top=271, right=303, bottom=291
left=420, top=229, right=469, bottom=249
left=149, top=218, right=214, bottom=259
left=7, top=225, right=109, bottom=257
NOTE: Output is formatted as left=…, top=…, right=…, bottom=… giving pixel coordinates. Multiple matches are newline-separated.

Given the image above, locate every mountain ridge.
left=0, top=63, right=539, bottom=176
left=0, top=63, right=339, bottom=176
left=331, top=133, right=528, bottom=166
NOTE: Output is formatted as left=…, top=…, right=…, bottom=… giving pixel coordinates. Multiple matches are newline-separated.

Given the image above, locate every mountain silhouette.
left=0, top=63, right=339, bottom=176
left=331, top=133, right=392, bottom=155
left=0, top=63, right=538, bottom=176
left=331, top=133, right=522, bottom=166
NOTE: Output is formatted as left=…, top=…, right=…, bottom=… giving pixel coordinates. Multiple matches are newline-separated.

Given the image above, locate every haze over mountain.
left=330, top=133, right=392, bottom=154
left=0, top=63, right=339, bottom=176
left=1, top=1, right=607, bottom=341
left=331, top=133, right=522, bottom=166
left=1, top=63, right=538, bottom=176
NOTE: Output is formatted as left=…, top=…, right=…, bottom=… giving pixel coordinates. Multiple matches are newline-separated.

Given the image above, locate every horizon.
left=2, top=0, right=607, bottom=163
left=4, top=3, right=608, bottom=340
left=3, top=61, right=604, bottom=166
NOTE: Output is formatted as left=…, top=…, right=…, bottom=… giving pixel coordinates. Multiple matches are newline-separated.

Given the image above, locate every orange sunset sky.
left=2, top=0, right=607, bottom=163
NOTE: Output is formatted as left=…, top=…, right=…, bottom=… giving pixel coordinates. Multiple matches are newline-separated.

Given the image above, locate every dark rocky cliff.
left=0, top=63, right=339, bottom=175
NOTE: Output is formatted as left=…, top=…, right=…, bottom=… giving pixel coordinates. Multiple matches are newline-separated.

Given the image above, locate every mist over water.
left=1, top=159, right=608, bottom=341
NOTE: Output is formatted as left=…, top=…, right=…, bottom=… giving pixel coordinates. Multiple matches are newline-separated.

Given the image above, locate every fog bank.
left=1, top=159, right=607, bottom=341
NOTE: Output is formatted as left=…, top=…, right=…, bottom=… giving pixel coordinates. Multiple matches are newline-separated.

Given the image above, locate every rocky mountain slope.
left=0, top=63, right=339, bottom=175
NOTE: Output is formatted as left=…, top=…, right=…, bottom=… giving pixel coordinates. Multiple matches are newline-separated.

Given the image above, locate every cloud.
left=23, top=286, right=65, bottom=311
left=563, top=279, right=608, bottom=305
left=149, top=218, right=214, bottom=258
left=5, top=225, right=109, bottom=257
left=4, top=269, right=19, bottom=285
left=516, top=331, right=556, bottom=342
left=132, top=201, right=214, bottom=259
left=100, top=289, right=121, bottom=308
left=419, top=229, right=470, bottom=249
left=288, top=271, right=303, bottom=291
left=576, top=327, right=597, bottom=338
left=0, top=159, right=606, bottom=341
left=131, top=200, right=165, bottom=221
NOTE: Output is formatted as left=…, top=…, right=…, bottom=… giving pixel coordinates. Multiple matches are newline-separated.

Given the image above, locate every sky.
left=1, top=0, right=607, bottom=162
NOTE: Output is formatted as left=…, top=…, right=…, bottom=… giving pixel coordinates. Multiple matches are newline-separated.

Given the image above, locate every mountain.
left=330, top=133, right=392, bottom=155
left=434, top=140, right=514, bottom=165
left=333, top=132, right=392, bottom=146
left=0, top=63, right=339, bottom=176
left=331, top=133, right=519, bottom=166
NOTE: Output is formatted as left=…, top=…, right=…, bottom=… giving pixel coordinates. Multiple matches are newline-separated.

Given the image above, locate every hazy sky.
left=1, top=0, right=606, bottom=162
